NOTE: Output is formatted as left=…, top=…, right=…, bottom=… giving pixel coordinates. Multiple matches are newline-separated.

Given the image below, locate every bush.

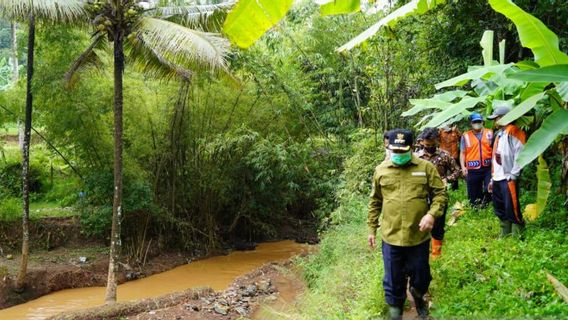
left=0, top=160, right=47, bottom=197
left=340, top=129, right=386, bottom=197
left=42, top=176, right=81, bottom=207
left=78, top=170, right=155, bottom=238
left=79, top=205, right=112, bottom=238
left=0, top=196, right=21, bottom=221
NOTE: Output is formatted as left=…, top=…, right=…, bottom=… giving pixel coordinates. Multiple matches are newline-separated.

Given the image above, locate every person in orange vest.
left=487, top=106, right=527, bottom=237
left=460, top=113, right=493, bottom=207
left=439, top=124, right=461, bottom=190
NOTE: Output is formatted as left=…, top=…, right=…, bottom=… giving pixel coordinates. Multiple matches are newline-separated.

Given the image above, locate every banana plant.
left=223, top=0, right=367, bottom=49
left=402, top=0, right=568, bottom=216
left=66, top=0, right=232, bottom=303
left=222, top=0, right=449, bottom=50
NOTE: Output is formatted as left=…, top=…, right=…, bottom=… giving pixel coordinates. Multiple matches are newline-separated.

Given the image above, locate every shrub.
left=0, top=160, right=47, bottom=197
left=0, top=196, right=21, bottom=221
left=341, top=128, right=385, bottom=197
left=78, top=170, right=155, bottom=238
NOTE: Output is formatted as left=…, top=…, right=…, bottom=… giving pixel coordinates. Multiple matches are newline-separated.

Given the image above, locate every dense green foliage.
left=0, top=0, right=566, bottom=315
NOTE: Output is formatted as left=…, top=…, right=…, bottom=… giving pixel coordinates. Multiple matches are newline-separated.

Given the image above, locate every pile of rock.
left=184, top=279, right=277, bottom=317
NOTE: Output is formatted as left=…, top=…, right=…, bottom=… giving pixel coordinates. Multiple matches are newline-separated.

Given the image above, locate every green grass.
left=293, top=183, right=568, bottom=319
left=0, top=140, right=80, bottom=222
left=430, top=207, right=568, bottom=318
left=29, top=201, right=76, bottom=219
left=1, top=122, right=20, bottom=136
left=293, top=194, right=386, bottom=320
left=0, top=200, right=76, bottom=221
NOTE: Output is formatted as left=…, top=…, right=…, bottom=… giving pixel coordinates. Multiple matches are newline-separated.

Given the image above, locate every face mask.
left=391, top=151, right=412, bottom=166
left=472, top=123, right=483, bottom=130
left=424, top=146, right=437, bottom=154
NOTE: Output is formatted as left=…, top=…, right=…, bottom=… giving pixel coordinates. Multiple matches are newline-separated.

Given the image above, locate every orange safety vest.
left=463, top=129, right=493, bottom=170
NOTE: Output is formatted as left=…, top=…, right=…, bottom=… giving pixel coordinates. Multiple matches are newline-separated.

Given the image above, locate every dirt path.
left=251, top=264, right=306, bottom=319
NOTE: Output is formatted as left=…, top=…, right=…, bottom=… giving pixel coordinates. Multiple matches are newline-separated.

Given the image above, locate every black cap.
left=388, top=129, right=413, bottom=151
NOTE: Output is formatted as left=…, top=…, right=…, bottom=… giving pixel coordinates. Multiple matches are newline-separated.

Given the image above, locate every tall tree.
left=10, top=22, right=18, bottom=82
left=9, top=22, right=25, bottom=149
left=0, top=0, right=84, bottom=292
left=67, top=0, right=231, bottom=303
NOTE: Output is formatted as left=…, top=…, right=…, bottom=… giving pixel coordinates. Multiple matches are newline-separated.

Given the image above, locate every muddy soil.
left=0, top=213, right=318, bottom=311
left=47, top=260, right=307, bottom=320
left=0, top=246, right=194, bottom=309
left=0, top=217, right=93, bottom=253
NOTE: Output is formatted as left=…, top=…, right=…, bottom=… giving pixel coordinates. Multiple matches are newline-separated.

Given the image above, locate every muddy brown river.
left=0, top=240, right=309, bottom=320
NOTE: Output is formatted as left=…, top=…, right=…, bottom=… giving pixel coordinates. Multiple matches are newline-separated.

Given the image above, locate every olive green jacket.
left=368, top=155, right=448, bottom=247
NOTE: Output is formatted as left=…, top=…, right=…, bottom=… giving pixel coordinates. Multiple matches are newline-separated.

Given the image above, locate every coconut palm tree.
left=0, top=0, right=84, bottom=292
left=66, top=0, right=232, bottom=303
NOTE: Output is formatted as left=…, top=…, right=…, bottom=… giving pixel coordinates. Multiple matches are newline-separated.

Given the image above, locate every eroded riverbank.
left=0, top=240, right=310, bottom=320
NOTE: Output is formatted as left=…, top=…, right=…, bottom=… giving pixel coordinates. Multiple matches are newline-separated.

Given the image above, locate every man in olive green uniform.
left=368, top=129, right=447, bottom=320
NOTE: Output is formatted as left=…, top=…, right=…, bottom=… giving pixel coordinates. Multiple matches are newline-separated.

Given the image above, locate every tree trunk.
left=10, top=22, right=19, bottom=82
left=105, top=28, right=124, bottom=304
left=15, top=15, right=35, bottom=292
left=10, top=22, right=24, bottom=150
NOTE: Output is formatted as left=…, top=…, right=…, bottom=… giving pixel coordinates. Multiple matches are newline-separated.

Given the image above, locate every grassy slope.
left=294, top=184, right=568, bottom=319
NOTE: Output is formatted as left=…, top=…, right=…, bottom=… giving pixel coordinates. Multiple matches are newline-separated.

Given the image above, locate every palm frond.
left=136, top=16, right=229, bottom=71
left=65, top=33, right=108, bottom=87
left=147, top=2, right=234, bottom=32
left=126, top=32, right=193, bottom=81
left=0, top=0, right=85, bottom=23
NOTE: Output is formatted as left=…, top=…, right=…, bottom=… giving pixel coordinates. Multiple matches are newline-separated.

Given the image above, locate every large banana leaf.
left=421, top=96, right=484, bottom=129
left=517, top=108, right=568, bottom=168
left=402, top=90, right=468, bottom=117
left=435, top=64, right=513, bottom=90
left=497, top=92, right=546, bottom=126
left=337, top=0, right=446, bottom=52
left=222, top=0, right=293, bottom=48
left=402, top=99, right=451, bottom=117
left=536, top=156, right=552, bottom=216
left=435, top=90, right=470, bottom=102
left=524, top=156, right=552, bottom=221
left=499, top=39, right=506, bottom=64
left=480, top=30, right=494, bottom=66
left=321, top=0, right=360, bottom=16
left=508, top=64, right=568, bottom=82
left=520, top=82, right=548, bottom=101
left=488, top=0, right=568, bottom=67
left=558, top=82, right=568, bottom=102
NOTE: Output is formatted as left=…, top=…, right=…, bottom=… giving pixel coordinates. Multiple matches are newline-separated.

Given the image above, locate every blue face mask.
left=391, top=151, right=412, bottom=166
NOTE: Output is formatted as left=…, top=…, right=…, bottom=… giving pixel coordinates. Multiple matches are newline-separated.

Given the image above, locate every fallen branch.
left=546, top=272, right=568, bottom=304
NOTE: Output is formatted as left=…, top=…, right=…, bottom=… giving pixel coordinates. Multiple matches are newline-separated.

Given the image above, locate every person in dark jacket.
left=417, top=127, right=460, bottom=258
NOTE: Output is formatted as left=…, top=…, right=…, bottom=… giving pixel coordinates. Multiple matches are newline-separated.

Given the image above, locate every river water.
left=0, top=240, right=309, bottom=320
